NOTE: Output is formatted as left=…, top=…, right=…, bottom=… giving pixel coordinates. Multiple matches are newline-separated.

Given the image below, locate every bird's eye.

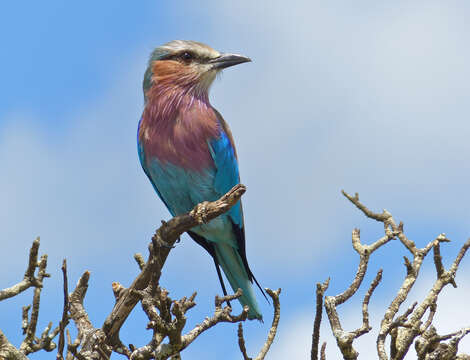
left=181, top=52, right=193, bottom=61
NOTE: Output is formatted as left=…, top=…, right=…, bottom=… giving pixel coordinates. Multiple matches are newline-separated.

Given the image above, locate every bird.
left=137, top=40, right=264, bottom=320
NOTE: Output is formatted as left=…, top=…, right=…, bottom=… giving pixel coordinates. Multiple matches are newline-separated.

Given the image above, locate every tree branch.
left=0, top=238, right=42, bottom=301
left=331, top=191, right=470, bottom=360
left=65, top=184, right=246, bottom=359
left=129, top=287, right=250, bottom=360
left=312, top=278, right=329, bottom=360
left=0, top=238, right=61, bottom=358
left=57, top=259, right=70, bottom=360
left=0, top=330, right=29, bottom=360
left=101, top=184, right=246, bottom=349
left=321, top=222, right=387, bottom=360
left=237, top=288, right=281, bottom=360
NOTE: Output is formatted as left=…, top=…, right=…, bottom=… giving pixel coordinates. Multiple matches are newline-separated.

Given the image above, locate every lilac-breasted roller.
left=137, top=40, right=264, bottom=320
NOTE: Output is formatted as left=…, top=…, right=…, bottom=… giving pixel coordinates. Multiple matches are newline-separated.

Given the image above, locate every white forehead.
left=160, top=40, right=220, bottom=58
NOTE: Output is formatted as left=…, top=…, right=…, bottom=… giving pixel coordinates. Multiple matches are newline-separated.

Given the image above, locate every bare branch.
left=0, top=238, right=41, bottom=301
left=338, top=191, right=470, bottom=360
left=102, top=184, right=246, bottom=348
left=237, top=288, right=281, bottom=360
left=390, top=237, right=470, bottom=359
left=420, top=301, right=437, bottom=334
left=416, top=326, right=470, bottom=360
left=342, top=190, right=416, bottom=254
left=57, top=259, right=70, bottom=360
left=130, top=287, right=250, bottom=360
left=320, top=216, right=390, bottom=360
left=180, top=289, right=249, bottom=349
left=68, top=271, right=110, bottom=359
left=1, top=187, right=249, bottom=360
left=69, top=271, right=93, bottom=333
left=312, top=278, right=330, bottom=360
left=320, top=342, right=326, bottom=360
left=0, top=238, right=63, bottom=358
left=449, top=238, right=470, bottom=281
left=238, top=323, right=251, bottom=360
left=22, top=305, right=31, bottom=334
left=324, top=267, right=382, bottom=359
left=334, top=228, right=393, bottom=307
left=134, top=253, right=146, bottom=271
left=341, top=191, right=391, bottom=223
left=23, top=255, right=47, bottom=345
left=433, top=242, right=445, bottom=278
left=112, top=282, right=126, bottom=302
left=0, top=330, right=29, bottom=360
left=66, top=329, right=84, bottom=360
left=351, top=269, right=383, bottom=338
left=19, top=252, right=58, bottom=355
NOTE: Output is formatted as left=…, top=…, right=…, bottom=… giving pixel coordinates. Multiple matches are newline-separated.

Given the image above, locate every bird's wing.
left=209, top=110, right=252, bottom=275
left=209, top=110, right=243, bottom=228
left=208, top=110, right=267, bottom=299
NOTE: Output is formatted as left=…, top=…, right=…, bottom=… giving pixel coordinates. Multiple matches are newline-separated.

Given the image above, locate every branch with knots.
left=0, top=185, right=281, bottom=360
left=64, top=184, right=280, bottom=359
left=0, top=238, right=63, bottom=360
left=311, top=191, right=470, bottom=360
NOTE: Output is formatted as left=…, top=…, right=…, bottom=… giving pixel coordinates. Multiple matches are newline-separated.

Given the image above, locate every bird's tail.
left=214, top=242, right=262, bottom=320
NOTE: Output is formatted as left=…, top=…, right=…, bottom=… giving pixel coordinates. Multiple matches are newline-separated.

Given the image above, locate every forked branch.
left=315, top=191, right=470, bottom=360
left=238, top=288, right=281, bottom=360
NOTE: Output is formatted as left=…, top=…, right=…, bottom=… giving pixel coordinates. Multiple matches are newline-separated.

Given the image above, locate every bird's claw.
left=161, top=242, right=176, bottom=249
left=192, top=201, right=209, bottom=224
left=154, top=236, right=176, bottom=249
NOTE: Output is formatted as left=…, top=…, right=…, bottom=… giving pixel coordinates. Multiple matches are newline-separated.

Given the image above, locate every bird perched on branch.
left=137, top=40, right=264, bottom=320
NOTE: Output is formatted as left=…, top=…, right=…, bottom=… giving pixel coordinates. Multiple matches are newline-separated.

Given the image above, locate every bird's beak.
left=208, top=53, right=251, bottom=70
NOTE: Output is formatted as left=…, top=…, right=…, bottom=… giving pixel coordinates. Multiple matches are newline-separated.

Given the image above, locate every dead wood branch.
left=0, top=238, right=61, bottom=359
left=2, top=184, right=278, bottom=360
left=0, top=238, right=43, bottom=301
left=101, top=184, right=246, bottom=348
left=65, top=184, right=250, bottom=359
left=129, top=285, right=254, bottom=360
left=322, top=224, right=388, bottom=360
left=312, top=278, right=330, bottom=360
left=315, top=191, right=470, bottom=360
left=57, top=259, right=70, bottom=360
left=237, top=288, right=281, bottom=360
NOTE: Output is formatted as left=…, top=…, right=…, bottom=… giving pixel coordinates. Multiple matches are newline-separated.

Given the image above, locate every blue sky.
left=1, top=1, right=470, bottom=359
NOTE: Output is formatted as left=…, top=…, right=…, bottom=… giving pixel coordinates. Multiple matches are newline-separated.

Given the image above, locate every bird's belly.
left=147, top=158, right=236, bottom=246
left=147, top=158, right=216, bottom=212
left=192, top=217, right=236, bottom=245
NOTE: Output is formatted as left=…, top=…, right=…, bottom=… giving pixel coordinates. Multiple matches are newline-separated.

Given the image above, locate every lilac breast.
left=139, top=91, right=220, bottom=172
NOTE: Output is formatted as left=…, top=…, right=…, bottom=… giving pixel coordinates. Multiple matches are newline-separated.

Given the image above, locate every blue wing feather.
left=208, top=130, right=242, bottom=227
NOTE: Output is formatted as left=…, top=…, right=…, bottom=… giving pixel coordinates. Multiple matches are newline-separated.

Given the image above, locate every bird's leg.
left=191, top=201, right=210, bottom=224
left=152, top=221, right=177, bottom=249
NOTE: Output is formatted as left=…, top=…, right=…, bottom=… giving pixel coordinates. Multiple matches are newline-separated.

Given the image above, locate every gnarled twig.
left=237, top=288, right=281, bottom=360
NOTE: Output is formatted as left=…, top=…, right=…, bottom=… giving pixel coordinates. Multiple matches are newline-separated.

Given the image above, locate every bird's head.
left=143, top=40, right=251, bottom=100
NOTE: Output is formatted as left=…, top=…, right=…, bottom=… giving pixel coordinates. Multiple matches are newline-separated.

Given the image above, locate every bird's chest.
left=140, top=101, right=220, bottom=172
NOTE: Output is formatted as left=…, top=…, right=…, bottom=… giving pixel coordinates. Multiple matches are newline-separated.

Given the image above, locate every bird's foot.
left=153, top=235, right=176, bottom=249
left=191, top=201, right=210, bottom=224
left=151, top=220, right=180, bottom=249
